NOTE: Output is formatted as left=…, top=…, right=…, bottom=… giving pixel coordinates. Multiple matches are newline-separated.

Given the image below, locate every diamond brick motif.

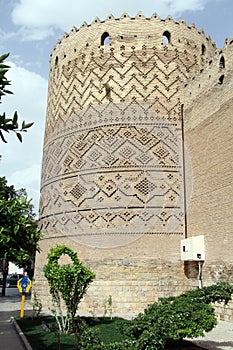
left=88, top=149, right=102, bottom=162
left=119, top=210, right=135, bottom=222
left=135, top=178, right=156, bottom=196
left=70, top=183, right=87, bottom=199
left=136, top=152, right=153, bottom=165
left=102, top=180, right=117, bottom=197
left=119, top=146, right=135, bottom=159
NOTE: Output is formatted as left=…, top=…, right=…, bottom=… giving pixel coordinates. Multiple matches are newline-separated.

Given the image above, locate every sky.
left=0, top=0, right=232, bottom=216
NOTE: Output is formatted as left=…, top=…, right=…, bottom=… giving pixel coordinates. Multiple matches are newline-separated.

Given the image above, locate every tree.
left=123, top=282, right=233, bottom=350
left=44, top=245, right=95, bottom=334
left=0, top=52, right=33, bottom=143
left=0, top=176, right=42, bottom=296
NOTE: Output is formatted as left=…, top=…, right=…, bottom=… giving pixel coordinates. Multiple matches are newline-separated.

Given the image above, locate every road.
left=0, top=287, right=21, bottom=298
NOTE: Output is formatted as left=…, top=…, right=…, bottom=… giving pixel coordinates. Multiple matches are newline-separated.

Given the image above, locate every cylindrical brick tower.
left=36, top=12, right=217, bottom=316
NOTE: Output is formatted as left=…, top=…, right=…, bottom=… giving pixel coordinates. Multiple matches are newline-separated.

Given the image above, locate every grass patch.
left=16, top=316, right=204, bottom=350
left=16, top=316, right=129, bottom=350
left=87, top=317, right=128, bottom=344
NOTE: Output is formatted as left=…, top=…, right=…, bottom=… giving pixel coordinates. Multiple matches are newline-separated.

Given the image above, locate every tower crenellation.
left=50, top=12, right=216, bottom=70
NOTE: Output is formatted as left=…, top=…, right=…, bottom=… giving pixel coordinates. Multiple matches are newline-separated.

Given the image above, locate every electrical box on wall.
left=181, top=235, right=205, bottom=261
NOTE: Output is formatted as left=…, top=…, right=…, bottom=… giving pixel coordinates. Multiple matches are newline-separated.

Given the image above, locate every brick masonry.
left=35, top=12, right=233, bottom=321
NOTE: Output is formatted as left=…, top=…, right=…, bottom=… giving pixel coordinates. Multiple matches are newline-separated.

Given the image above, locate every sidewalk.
left=188, top=320, right=233, bottom=350
left=0, top=310, right=27, bottom=350
left=0, top=289, right=32, bottom=350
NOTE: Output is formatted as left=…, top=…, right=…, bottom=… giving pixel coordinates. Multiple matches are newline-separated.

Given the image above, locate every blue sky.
left=0, top=0, right=232, bottom=215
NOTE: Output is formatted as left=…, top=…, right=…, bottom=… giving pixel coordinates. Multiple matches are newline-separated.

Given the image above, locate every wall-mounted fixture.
left=181, top=235, right=205, bottom=261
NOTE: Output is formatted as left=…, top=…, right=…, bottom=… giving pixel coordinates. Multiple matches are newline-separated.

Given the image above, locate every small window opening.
left=103, top=83, right=111, bottom=99
left=162, top=31, right=171, bottom=44
left=55, top=56, right=58, bottom=66
left=218, top=75, right=224, bottom=85
left=201, top=44, right=206, bottom=55
left=219, top=56, right=225, bottom=69
left=101, top=32, right=110, bottom=46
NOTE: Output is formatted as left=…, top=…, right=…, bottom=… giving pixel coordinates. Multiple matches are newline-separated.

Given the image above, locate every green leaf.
left=12, top=111, right=18, bottom=125
left=16, top=132, right=23, bottom=142
left=0, top=53, right=34, bottom=143
left=0, top=53, right=10, bottom=62
left=2, top=89, right=13, bottom=94
left=0, top=130, right=7, bottom=143
left=22, top=121, right=34, bottom=129
left=0, top=64, right=10, bottom=69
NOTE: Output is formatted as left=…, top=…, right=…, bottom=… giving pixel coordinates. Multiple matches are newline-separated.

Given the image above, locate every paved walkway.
left=0, top=288, right=233, bottom=349
left=187, top=321, right=233, bottom=350
left=0, top=310, right=26, bottom=350
left=0, top=288, right=32, bottom=350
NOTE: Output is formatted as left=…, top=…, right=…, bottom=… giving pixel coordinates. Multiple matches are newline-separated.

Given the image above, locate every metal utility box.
left=181, top=235, right=205, bottom=261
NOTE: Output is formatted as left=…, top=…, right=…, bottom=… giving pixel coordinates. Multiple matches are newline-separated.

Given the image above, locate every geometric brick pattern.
left=40, top=102, right=184, bottom=247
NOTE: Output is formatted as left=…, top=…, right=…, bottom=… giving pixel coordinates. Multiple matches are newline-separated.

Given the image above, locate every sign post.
left=17, top=273, right=32, bottom=318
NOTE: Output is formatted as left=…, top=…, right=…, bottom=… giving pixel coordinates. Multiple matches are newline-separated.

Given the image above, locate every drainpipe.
left=198, top=261, right=203, bottom=289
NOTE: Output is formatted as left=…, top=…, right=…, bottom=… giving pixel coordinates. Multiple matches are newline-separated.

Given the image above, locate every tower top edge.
left=53, top=11, right=217, bottom=49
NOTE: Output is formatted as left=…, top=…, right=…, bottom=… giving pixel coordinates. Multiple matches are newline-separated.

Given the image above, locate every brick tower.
left=35, top=12, right=233, bottom=318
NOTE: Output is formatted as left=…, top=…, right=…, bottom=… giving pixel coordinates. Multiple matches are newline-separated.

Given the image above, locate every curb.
left=11, top=317, right=33, bottom=350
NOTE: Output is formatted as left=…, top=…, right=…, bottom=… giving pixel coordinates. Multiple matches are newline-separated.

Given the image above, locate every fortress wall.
left=35, top=235, right=233, bottom=318
left=181, top=38, right=233, bottom=321
left=184, top=39, right=233, bottom=265
left=184, top=37, right=233, bottom=126
left=35, top=235, right=197, bottom=317
left=183, top=39, right=233, bottom=322
left=184, top=95, right=233, bottom=260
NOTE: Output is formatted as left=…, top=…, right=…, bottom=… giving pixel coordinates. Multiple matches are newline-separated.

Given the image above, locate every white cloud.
left=11, top=0, right=219, bottom=40
left=0, top=62, right=47, bottom=215
left=16, top=26, right=56, bottom=42
left=165, top=0, right=205, bottom=13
